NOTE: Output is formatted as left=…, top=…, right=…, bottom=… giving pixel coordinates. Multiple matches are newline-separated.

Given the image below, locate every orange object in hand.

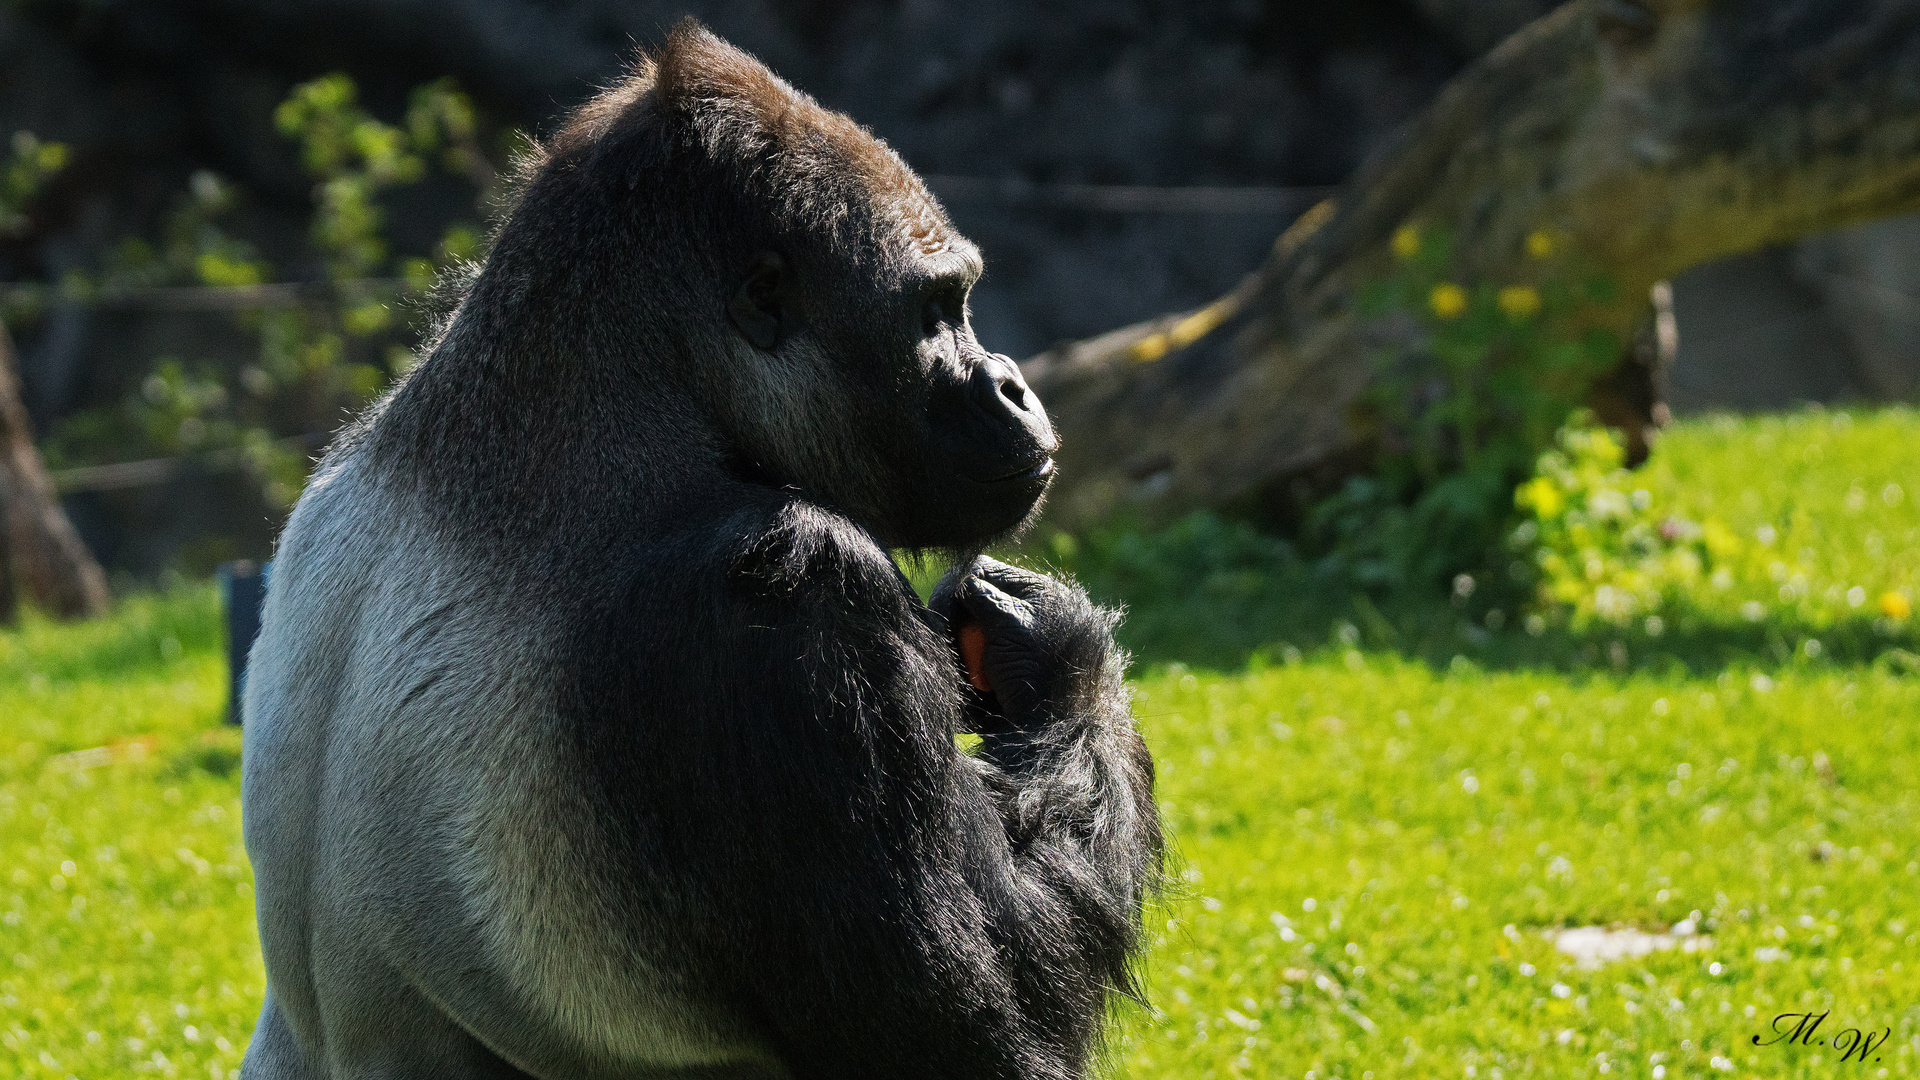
left=957, top=623, right=992, bottom=692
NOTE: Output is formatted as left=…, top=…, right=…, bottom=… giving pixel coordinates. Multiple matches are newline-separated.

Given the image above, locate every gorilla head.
left=469, top=22, right=1056, bottom=550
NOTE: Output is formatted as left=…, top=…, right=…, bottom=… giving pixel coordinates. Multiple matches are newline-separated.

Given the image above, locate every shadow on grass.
left=1016, top=514, right=1918, bottom=678
left=1110, top=589, right=1918, bottom=678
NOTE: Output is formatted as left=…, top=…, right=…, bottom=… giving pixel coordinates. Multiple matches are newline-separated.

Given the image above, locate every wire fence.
left=923, top=176, right=1333, bottom=215
left=13, top=179, right=1333, bottom=492
left=1, top=277, right=410, bottom=314
left=49, top=434, right=329, bottom=494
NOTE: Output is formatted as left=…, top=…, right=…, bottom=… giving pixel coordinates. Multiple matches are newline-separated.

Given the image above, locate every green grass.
left=1646, top=409, right=1920, bottom=626
left=1, top=588, right=255, bottom=1079
left=1120, top=658, right=1920, bottom=1078
left=7, top=408, right=1920, bottom=1079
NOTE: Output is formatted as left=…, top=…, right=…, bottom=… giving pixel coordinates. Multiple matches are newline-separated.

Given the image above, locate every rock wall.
left=1668, top=214, right=1920, bottom=413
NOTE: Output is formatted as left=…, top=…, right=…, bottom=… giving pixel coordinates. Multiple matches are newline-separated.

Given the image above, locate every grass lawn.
left=7, top=408, right=1920, bottom=1078
left=1, top=589, right=255, bottom=1079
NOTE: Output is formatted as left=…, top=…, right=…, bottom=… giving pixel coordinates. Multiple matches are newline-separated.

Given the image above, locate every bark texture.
left=0, top=317, right=108, bottom=620
left=1024, top=0, right=1920, bottom=533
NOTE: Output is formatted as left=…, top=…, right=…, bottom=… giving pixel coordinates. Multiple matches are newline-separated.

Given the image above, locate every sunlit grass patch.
left=1, top=587, right=258, bottom=1080
left=1632, top=407, right=1920, bottom=629
left=1116, top=657, right=1920, bottom=1079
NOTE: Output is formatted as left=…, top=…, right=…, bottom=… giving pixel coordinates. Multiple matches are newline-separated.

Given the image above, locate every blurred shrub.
left=1364, top=224, right=1619, bottom=484
left=1304, top=225, right=1622, bottom=590
left=1033, top=227, right=1638, bottom=656
left=1038, top=513, right=1321, bottom=668
left=0, top=130, right=67, bottom=239
left=1037, top=411, right=1920, bottom=672
left=39, top=75, right=505, bottom=509
left=1511, top=410, right=1920, bottom=641
left=274, top=73, right=487, bottom=284
left=1510, top=423, right=1743, bottom=629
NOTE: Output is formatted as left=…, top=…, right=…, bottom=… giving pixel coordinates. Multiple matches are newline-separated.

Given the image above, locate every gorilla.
left=241, top=22, right=1160, bottom=1080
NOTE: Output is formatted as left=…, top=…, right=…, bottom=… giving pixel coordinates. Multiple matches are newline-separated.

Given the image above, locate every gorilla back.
left=241, top=23, right=1159, bottom=1080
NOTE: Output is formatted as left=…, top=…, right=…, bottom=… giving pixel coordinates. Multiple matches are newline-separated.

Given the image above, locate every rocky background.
left=0, top=0, right=1913, bottom=576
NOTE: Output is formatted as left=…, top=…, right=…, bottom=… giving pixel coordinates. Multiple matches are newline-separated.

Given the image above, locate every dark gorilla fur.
left=240, top=21, right=1161, bottom=1080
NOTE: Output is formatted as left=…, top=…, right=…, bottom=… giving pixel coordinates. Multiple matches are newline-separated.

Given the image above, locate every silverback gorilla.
left=240, top=22, right=1160, bottom=1080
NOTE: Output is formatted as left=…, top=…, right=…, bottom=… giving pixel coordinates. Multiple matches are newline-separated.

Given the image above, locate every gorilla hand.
left=933, top=556, right=1110, bottom=734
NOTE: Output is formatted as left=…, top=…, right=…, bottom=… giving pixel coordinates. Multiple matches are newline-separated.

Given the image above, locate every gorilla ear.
left=729, top=251, right=789, bottom=350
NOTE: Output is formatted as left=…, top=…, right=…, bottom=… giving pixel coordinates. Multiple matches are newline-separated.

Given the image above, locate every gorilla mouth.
left=981, top=457, right=1055, bottom=485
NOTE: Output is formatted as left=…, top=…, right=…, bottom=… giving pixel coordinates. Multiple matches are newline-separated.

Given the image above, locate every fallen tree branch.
left=1024, top=0, right=1920, bottom=534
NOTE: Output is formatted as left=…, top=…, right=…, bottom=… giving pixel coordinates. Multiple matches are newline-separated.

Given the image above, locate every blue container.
left=217, top=560, right=272, bottom=726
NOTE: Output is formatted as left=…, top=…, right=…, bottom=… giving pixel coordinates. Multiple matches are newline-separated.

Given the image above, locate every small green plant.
left=1362, top=225, right=1620, bottom=482
left=1510, top=412, right=1919, bottom=644
left=274, top=73, right=486, bottom=287
left=1511, top=423, right=1744, bottom=629
left=1308, top=225, right=1622, bottom=591
left=37, top=75, right=503, bottom=513
left=104, top=170, right=269, bottom=291
left=1035, top=513, right=1321, bottom=667
left=0, top=130, right=67, bottom=239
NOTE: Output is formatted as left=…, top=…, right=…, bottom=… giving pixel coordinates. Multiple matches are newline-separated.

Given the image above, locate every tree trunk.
left=1023, top=0, right=1920, bottom=534
left=0, top=316, right=109, bottom=621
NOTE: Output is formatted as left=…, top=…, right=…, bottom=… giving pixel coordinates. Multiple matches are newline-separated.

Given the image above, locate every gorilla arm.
left=932, top=556, right=1161, bottom=1043
left=686, top=504, right=1160, bottom=1080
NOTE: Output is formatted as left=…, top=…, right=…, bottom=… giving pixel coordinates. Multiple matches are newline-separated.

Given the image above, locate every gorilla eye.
left=921, top=282, right=967, bottom=336
left=922, top=297, right=948, bottom=338
left=921, top=276, right=967, bottom=336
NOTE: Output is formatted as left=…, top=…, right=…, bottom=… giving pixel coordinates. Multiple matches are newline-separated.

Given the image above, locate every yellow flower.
left=1880, top=591, right=1911, bottom=619
left=1498, top=285, right=1542, bottom=320
left=1526, top=230, right=1556, bottom=259
left=1429, top=282, right=1468, bottom=320
left=1517, top=476, right=1565, bottom=518
left=1392, top=224, right=1421, bottom=260
left=1702, top=520, right=1741, bottom=559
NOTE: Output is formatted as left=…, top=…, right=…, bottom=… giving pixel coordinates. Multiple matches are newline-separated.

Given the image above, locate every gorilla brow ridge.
left=613, top=19, right=955, bottom=263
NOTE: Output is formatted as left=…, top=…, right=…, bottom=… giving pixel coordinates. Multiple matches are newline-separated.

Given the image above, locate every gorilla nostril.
left=973, top=354, right=1044, bottom=425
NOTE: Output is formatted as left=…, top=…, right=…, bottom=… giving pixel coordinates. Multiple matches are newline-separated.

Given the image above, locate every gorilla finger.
left=958, top=577, right=1038, bottom=634
left=971, top=560, right=1055, bottom=601
left=928, top=558, right=984, bottom=623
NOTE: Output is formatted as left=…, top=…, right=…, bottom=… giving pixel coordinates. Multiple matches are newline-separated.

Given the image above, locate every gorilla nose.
left=973, top=354, right=1057, bottom=453
left=992, top=363, right=1030, bottom=412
